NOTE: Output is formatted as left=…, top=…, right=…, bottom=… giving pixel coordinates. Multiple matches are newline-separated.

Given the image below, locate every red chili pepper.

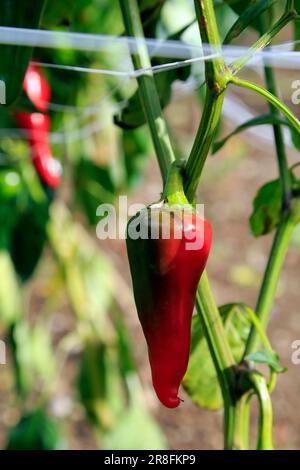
left=14, top=111, right=61, bottom=188
left=23, top=63, right=51, bottom=112
left=126, top=204, right=212, bottom=408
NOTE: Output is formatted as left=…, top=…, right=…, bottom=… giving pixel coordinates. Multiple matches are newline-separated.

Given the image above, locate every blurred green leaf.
left=10, top=199, right=49, bottom=281
left=42, top=0, right=77, bottom=26
left=183, top=304, right=251, bottom=410
left=290, top=125, right=300, bottom=151
left=245, top=349, right=287, bottom=373
left=78, top=341, right=118, bottom=430
left=102, top=376, right=167, bottom=450
left=6, top=408, right=63, bottom=450
left=294, top=1, right=300, bottom=50
left=0, top=250, right=21, bottom=326
left=114, top=25, right=191, bottom=130
left=122, top=127, right=150, bottom=188
left=250, top=178, right=282, bottom=237
left=10, top=319, right=57, bottom=396
left=75, top=158, right=116, bottom=226
left=224, top=0, right=276, bottom=44
left=224, top=0, right=273, bottom=32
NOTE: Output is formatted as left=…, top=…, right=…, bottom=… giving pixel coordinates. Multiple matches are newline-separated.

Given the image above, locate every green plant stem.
left=263, top=66, right=292, bottom=207
left=232, top=393, right=251, bottom=450
left=184, top=0, right=231, bottom=201
left=230, top=76, right=300, bottom=135
left=245, top=216, right=295, bottom=355
left=196, top=273, right=236, bottom=449
left=193, top=0, right=227, bottom=83
left=258, top=5, right=292, bottom=208
left=185, top=90, right=225, bottom=201
left=230, top=10, right=297, bottom=75
left=248, top=373, right=273, bottom=450
left=118, top=0, right=175, bottom=184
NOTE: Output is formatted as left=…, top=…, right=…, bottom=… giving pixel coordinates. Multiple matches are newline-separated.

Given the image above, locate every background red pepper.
left=14, top=112, right=61, bottom=189
left=14, top=65, right=61, bottom=188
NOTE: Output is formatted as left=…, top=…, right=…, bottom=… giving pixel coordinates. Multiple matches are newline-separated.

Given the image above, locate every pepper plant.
left=117, top=0, right=300, bottom=449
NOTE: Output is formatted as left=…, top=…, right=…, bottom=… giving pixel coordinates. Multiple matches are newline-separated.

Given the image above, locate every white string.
left=1, top=27, right=300, bottom=73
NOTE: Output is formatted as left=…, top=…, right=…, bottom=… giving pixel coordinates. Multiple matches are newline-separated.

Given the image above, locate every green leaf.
left=249, top=178, right=282, bottom=237
left=224, top=0, right=276, bottom=44
left=245, top=349, right=287, bottom=373
left=294, top=0, right=300, bottom=49
left=183, top=304, right=251, bottom=410
left=212, top=114, right=290, bottom=154
left=78, top=339, right=130, bottom=431
left=114, top=25, right=191, bottom=130
left=75, top=158, right=116, bottom=226
left=224, top=0, right=273, bottom=32
left=290, top=125, right=300, bottom=151
left=6, top=408, right=63, bottom=450
left=10, top=320, right=57, bottom=396
left=0, top=250, right=21, bottom=326
left=102, top=378, right=167, bottom=450
left=10, top=199, right=49, bottom=282
left=123, top=127, right=150, bottom=188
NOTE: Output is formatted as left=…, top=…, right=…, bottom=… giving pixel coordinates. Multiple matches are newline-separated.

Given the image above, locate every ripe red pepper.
left=126, top=166, right=212, bottom=408
left=23, top=63, right=51, bottom=112
left=14, top=112, right=61, bottom=188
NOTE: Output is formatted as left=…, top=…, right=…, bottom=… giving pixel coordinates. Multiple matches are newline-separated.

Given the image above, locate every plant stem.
left=263, top=66, right=292, bottom=207
left=245, top=216, right=294, bottom=355
left=230, top=393, right=251, bottom=450
left=230, top=77, right=300, bottom=135
left=230, top=10, right=297, bottom=75
left=119, top=0, right=175, bottom=184
left=248, top=373, right=273, bottom=450
left=258, top=6, right=292, bottom=208
left=196, top=272, right=236, bottom=449
left=184, top=0, right=231, bottom=201
left=193, top=0, right=227, bottom=84
left=185, top=90, right=225, bottom=201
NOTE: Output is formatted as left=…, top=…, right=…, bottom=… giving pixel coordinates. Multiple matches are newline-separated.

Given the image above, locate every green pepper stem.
left=163, top=161, right=190, bottom=206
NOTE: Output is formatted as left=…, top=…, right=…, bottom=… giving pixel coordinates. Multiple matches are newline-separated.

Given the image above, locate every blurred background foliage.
left=0, top=0, right=300, bottom=450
